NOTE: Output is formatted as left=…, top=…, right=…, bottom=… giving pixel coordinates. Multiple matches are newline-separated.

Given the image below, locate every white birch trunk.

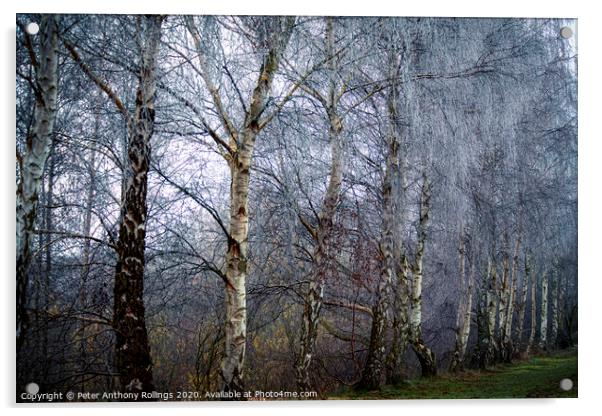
left=502, top=235, right=521, bottom=360
left=211, top=18, right=295, bottom=394
left=357, top=112, right=399, bottom=389
left=409, top=175, right=437, bottom=376
left=450, top=233, right=474, bottom=372
left=498, top=240, right=510, bottom=348
left=550, top=267, right=559, bottom=349
left=515, top=252, right=530, bottom=353
left=485, top=259, right=498, bottom=365
left=296, top=17, right=345, bottom=391
left=16, top=16, right=59, bottom=353
left=526, top=256, right=537, bottom=355
left=184, top=16, right=295, bottom=395
left=539, top=271, right=549, bottom=350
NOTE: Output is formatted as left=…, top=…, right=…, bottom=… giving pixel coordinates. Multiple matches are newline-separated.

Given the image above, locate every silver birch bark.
left=222, top=26, right=295, bottom=395
left=450, top=232, right=475, bottom=372
left=16, top=16, right=59, bottom=353
left=186, top=16, right=295, bottom=394
left=65, top=16, right=164, bottom=395
left=515, top=252, right=531, bottom=353
left=526, top=257, right=537, bottom=355
left=485, top=259, right=498, bottom=365
left=296, top=17, right=345, bottom=391
left=385, top=257, right=410, bottom=384
left=384, top=53, right=411, bottom=385
left=550, top=267, right=559, bottom=349
left=109, top=16, right=164, bottom=395
left=539, top=271, right=549, bottom=350
left=409, top=174, right=437, bottom=377
left=357, top=113, right=399, bottom=390
left=497, top=238, right=510, bottom=353
left=557, top=267, right=566, bottom=346
left=502, top=234, right=521, bottom=361
left=360, top=40, right=411, bottom=388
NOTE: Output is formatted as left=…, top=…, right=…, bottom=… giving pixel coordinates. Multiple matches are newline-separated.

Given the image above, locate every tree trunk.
left=484, top=259, right=498, bottom=366
left=550, top=267, right=559, bottom=349
left=502, top=234, right=521, bottom=361
left=475, top=281, right=489, bottom=369
left=183, top=16, right=295, bottom=395
left=450, top=236, right=475, bottom=372
left=296, top=17, right=344, bottom=391
left=358, top=44, right=409, bottom=388
left=220, top=137, right=253, bottom=395
left=515, top=251, right=530, bottom=354
left=409, top=175, right=437, bottom=377
left=41, top=138, right=56, bottom=384
left=526, top=257, right=537, bottom=355
left=497, top=237, right=510, bottom=360
left=17, top=15, right=59, bottom=357
left=296, top=117, right=343, bottom=391
left=218, top=18, right=295, bottom=395
left=79, top=115, right=98, bottom=390
left=383, top=44, right=411, bottom=385
left=112, top=16, right=163, bottom=396
left=539, top=271, right=549, bottom=350
left=385, top=262, right=410, bottom=384
left=357, top=122, right=398, bottom=390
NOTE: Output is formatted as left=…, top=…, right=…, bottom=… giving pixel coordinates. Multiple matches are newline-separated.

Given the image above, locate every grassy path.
left=332, top=350, right=577, bottom=400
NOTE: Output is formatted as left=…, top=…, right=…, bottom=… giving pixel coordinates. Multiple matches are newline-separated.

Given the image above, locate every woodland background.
left=16, top=14, right=577, bottom=400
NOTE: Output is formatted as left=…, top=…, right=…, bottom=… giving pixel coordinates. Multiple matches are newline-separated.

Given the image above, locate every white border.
left=2, top=1, right=600, bottom=415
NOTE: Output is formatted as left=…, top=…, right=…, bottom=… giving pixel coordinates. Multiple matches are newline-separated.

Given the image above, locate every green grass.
left=332, top=349, right=577, bottom=400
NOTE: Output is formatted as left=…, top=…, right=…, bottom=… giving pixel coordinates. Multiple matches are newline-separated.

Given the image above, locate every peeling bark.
left=112, top=16, right=163, bottom=396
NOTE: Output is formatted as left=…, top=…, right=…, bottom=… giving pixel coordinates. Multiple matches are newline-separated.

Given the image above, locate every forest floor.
left=331, top=349, right=577, bottom=400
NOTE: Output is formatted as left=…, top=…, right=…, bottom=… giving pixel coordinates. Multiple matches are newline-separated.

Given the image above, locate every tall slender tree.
left=17, top=15, right=60, bottom=357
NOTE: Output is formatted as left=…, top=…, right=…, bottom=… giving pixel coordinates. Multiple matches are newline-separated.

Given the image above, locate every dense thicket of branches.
left=16, top=14, right=577, bottom=399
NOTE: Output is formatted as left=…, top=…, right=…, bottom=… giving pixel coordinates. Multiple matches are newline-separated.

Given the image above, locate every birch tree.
left=408, top=174, right=437, bottom=376
left=539, top=271, right=549, bottom=350
left=501, top=232, right=521, bottom=361
left=526, top=255, right=538, bottom=355
left=450, top=231, right=475, bottom=372
left=64, top=15, right=164, bottom=394
left=550, top=266, right=559, bottom=348
left=183, top=16, right=296, bottom=394
left=16, top=15, right=60, bottom=355
left=295, top=17, right=351, bottom=391
left=356, top=94, right=399, bottom=390
left=514, top=251, right=531, bottom=354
